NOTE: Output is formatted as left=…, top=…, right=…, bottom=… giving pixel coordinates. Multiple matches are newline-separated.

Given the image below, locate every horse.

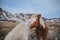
left=4, top=14, right=48, bottom=40
left=30, top=14, right=48, bottom=40
left=4, top=14, right=40, bottom=40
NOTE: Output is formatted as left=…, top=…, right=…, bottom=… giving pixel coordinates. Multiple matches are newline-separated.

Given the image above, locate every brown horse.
left=30, top=14, right=48, bottom=40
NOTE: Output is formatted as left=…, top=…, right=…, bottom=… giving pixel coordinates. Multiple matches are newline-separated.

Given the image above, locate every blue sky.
left=0, top=0, right=60, bottom=18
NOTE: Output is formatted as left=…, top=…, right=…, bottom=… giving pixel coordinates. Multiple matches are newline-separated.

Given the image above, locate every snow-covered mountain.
left=45, top=18, right=60, bottom=25
left=0, top=8, right=60, bottom=23
left=0, top=8, right=14, bottom=20
left=0, top=8, right=22, bottom=22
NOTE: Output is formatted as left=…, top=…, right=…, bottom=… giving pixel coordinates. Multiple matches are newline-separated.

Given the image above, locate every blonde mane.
left=39, top=17, right=45, bottom=28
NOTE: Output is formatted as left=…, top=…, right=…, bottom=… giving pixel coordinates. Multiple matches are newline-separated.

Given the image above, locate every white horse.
left=4, top=14, right=39, bottom=40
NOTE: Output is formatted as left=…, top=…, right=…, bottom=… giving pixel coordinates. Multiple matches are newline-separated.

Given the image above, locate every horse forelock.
left=39, top=17, right=45, bottom=29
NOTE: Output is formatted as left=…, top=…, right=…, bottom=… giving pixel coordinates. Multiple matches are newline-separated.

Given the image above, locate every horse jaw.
left=40, top=17, right=45, bottom=28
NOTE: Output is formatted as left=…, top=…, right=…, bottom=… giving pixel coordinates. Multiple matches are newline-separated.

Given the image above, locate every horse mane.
left=35, top=14, right=48, bottom=40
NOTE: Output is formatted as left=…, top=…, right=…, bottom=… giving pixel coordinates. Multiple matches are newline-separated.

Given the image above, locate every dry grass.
left=0, top=21, right=19, bottom=40
left=0, top=21, right=60, bottom=40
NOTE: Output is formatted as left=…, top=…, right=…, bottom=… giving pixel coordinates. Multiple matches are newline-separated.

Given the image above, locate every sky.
left=0, top=0, right=60, bottom=18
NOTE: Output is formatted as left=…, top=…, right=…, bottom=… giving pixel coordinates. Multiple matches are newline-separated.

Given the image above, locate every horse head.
left=29, top=14, right=41, bottom=29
